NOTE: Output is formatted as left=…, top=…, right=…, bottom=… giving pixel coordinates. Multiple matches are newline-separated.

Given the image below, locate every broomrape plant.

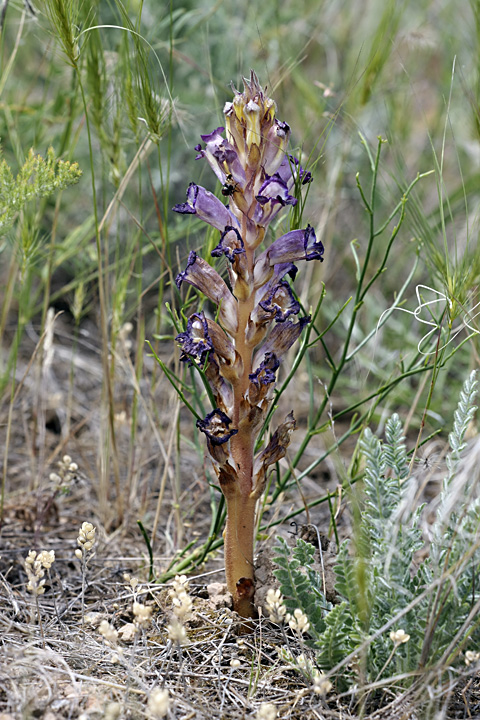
left=173, top=71, right=323, bottom=617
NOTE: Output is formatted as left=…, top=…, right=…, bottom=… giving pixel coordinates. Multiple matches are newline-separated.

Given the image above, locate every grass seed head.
left=104, top=702, right=122, bottom=720
left=312, top=670, right=333, bottom=695
left=171, top=589, right=193, bottom=621
left=170, top=573, right=189, bottom=594
left=123, top=573, right=139, bottom=593
left=49, top=454, right=78, bottom=492
left=37, top=550, right=55, bottom=569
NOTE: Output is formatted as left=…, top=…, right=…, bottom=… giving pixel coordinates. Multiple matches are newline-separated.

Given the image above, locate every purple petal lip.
left=212, top=145, right=237, bottom=166
left=301, top=169, right=313, bottom=184
left=255, top=174, right=297, bottom=207
left=172, top=183, right=198, bottom=215
left=255, top=226, right=324, bottom=277
left=175, top=250, right=197, bottom=289
left=302, top=224, right=324, bottom=260
left=200, top=126, right=225, bottom=143
left=211, top=226, right=246, bottom=263
left=196, top=409, right=238, bottom=446
left=258, top=280, right=300, bottom=322
left=249, top=352, right=280, bottom=387
left=280, top=155, right=313, bottom=186
left=173, top=183, right=240, bottom=232
left=274, top=262, right=298, bottom=282
left=175, top=312, right=213, bottom=365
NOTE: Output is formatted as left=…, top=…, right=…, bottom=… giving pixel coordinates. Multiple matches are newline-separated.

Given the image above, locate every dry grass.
left=0, top=326, right=479, bottom=720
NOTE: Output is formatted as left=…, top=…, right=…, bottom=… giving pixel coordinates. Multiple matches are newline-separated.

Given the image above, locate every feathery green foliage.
left=0, top=147, right=81, bottom=239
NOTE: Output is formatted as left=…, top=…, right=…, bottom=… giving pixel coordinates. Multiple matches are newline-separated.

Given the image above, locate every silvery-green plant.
left=173, top=71, right=323, bottom=617
left=274, top=371, right=480, bottom=705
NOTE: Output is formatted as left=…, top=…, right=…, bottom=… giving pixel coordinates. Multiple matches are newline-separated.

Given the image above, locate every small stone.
left=118, top=622, right=136, bottom=642
left=207, top=582, right=233, bottom=609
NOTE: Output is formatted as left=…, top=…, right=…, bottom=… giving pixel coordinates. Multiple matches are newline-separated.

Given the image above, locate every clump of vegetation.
left=273, top=371, right=480, bottom=713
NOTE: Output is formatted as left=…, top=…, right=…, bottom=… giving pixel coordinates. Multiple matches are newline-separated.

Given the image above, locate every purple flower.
left=277, top=155, right=313, bottom=186
left=246, top=281, right=300, bottom=345
left=176, top=312, right=213, bottom=365
left=257, top=315, right=311, bottom=364
left=172, top=182, right=239, bottom=233
left=249, top=352, right=280, bottom=387
left=204, top=355, right=234, bottom=413
left=196, top=409, right=238, bottom=445
left=211, top=226, right=246, bottom=263
left=197, top=127, right=246, bottom=187
left=262, top=120, right=291, bottom=176
left=253, top=225, right=323, bottom=287
left=253, top=261, right=298, bottom=298
left=244, top=352, right=280, bottom=414
left=258, top=280, right=300, bottom=322
left=253, top=173, right=297, bottom=227
left=176, top=252, right=238, bottom=335
left=211, top=226, right=251, bottom=300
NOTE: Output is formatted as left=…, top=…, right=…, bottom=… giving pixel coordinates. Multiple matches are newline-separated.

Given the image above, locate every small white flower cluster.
left=280, top=649, right=332, bottom=696
left=104, top=701, right=122, bottom=720
left=167, top=574, right=192, bottom=645
left=286, top=608, right=310, bottom=635
left=312, top=669, right=332, bottom=695
left=49, top=454, right=78, bottom=489
left=75, top=522, right=96, bottom=559
left=389, top=629, right=410, bottom=647
left=123, top=573, right=139, bottom=595
left=264, top=589, right=310, bottom=635
left=256, top=703, right=277, bottom=720
left=465, top=650, right=480, bottom=666
left=119, top=321, right=134, bottom=352
left=265, top=588, right=287, bottom=624
left=133, top=602, right=153, bottom=629
left=37, top=550, right=55, bottom=569
left=147, top=688, right=170, bottom=718
left=99, top=619, right=119, bottom=648
left=25, top=550, right=55, bottom=595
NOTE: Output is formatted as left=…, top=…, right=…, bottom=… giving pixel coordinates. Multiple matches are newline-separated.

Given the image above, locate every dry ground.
left=1, top=315, right=480, bottom=719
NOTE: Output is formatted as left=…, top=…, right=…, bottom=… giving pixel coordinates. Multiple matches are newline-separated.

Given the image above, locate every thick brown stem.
left=223, top=487, right=257, bottom=617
